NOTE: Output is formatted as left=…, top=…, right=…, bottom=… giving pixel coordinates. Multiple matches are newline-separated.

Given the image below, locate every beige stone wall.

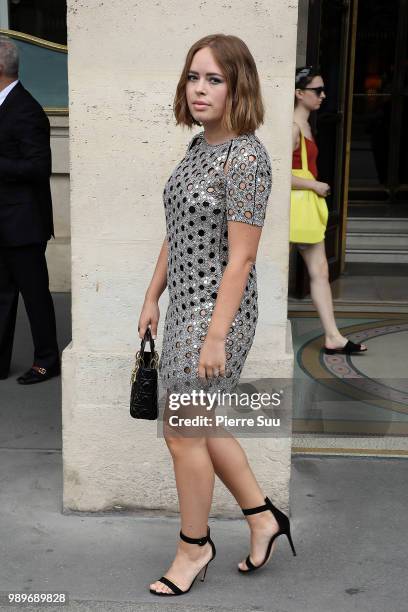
left=49, top=1, right=308, bottom=295
left=63, top=0, right=298, bottom=514
left=47, top=115, right=70, bottom=292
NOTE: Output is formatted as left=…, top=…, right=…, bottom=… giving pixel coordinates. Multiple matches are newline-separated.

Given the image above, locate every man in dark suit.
left=0, top=36, right=60, bottom=384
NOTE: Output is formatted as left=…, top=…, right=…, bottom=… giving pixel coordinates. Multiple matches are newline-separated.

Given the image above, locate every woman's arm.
left=207, top=223, right=260, bottom=342
left=145, top=236, right=168, bottom=302
left=199, top=222, right=261, bottom=379
left=291, top=122, right=329, bottom=195
left=138, top=236, right=168, bottom=339
left=292, top=174, right=317, bottom=190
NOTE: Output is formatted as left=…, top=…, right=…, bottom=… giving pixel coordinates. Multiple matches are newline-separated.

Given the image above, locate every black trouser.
left=0, top=242, right=59, bottom=375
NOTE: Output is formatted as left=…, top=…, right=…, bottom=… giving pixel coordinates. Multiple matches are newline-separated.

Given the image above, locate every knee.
left=309, top=259, right=329, bottom=282
left=164, top=431, right=207, bottom=457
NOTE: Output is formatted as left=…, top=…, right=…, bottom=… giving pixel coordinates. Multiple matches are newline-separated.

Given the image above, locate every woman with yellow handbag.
left=290, top=66, right=367, bottom=355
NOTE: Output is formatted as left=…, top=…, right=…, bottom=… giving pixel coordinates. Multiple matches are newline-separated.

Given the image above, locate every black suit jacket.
left=0, top=82, right=54, bottom=246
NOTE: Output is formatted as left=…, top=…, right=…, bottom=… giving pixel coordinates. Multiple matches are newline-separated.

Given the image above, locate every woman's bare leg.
left=299, top=241, right=366, bottom=349
left=206, top=431, right=280, bottom=571
left=149, top=393, right=215, bottom=594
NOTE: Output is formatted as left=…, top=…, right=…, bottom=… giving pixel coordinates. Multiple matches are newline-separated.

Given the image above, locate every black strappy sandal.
left=238, top=496, right=296, bottom=574
left=149, top=525, right=216, bottom=596
left=324, top=339, right=368, bottom=355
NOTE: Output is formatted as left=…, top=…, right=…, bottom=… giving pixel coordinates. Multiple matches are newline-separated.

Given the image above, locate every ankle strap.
left=242, top=496, right=272, bottom=516
left=179, top=525, right=210, bottom=546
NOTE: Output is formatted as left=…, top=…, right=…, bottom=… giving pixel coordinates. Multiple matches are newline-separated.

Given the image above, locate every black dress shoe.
left=17, top=364, right=61, bottom=385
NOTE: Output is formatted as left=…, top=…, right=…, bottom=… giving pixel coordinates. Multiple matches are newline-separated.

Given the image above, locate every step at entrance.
left=346, top=217, right=408, bottom=263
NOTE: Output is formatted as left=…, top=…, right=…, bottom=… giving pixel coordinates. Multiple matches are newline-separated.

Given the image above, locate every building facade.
left=3, top=0, right=406, bottom=508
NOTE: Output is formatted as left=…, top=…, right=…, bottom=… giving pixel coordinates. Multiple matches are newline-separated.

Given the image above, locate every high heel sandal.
left=238, top=496, right=296, bottom=574
left=149, top=525, right=216, bottom=596
left=324, top=339, right=367, bottom=355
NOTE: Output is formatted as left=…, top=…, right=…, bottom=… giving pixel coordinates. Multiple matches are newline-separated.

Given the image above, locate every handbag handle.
left=300, top=132, right=309, bottom=173
left=140, top=327, right=155, bottom=355
left=130, top=328, right=159, bottom=385
left=294, top=121, right=310, bottom=173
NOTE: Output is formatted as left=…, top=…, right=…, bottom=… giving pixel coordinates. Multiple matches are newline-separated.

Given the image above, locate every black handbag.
left=130, top=328, right=160, bottom=420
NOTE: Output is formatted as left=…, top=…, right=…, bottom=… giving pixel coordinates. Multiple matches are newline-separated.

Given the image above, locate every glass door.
left=348, top=0, right=408, bottom=215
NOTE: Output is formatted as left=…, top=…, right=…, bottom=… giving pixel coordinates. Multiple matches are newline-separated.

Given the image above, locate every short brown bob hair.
left=174, top=34, right=265, bottom=134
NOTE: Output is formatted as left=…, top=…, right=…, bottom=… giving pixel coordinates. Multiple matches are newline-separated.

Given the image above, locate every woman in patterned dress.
left=138, top=34, right=296, bottom=597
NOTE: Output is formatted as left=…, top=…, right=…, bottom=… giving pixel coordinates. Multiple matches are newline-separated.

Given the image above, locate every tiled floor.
left=289, top=311, right=408, bottom=454
left=289, top=263, right=408, bottom=312
left=288, top=261, right=408, bottom=455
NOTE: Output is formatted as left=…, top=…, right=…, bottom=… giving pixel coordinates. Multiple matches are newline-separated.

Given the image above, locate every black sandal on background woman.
left=324, top=339, right=368, bottom=355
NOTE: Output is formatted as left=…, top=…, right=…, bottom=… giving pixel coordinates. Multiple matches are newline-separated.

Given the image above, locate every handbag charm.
left=130, top=328, right=160, bottom=420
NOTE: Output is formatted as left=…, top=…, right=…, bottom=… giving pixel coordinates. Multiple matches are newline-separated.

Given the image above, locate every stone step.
left=345, top=249, right=408, bottom=263
left=288, top=297, right=408, bottom=313
left=345, top=217, right=408, bottom=263
left=347, top=217, right=408, bottom=233
left=346, top=232, right=408, bottom=250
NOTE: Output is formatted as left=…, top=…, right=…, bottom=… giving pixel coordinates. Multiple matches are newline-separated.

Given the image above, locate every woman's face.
left=186, top=46, right=229, bottom=127
left=295, top=75, right=326, bottom=111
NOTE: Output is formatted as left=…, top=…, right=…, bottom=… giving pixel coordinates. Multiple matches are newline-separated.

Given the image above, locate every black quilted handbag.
left=130, top=328, right=159, bottom=419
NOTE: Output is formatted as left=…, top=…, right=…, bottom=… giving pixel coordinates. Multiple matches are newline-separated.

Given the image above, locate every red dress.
left=292, top=135, right=318, bottom=179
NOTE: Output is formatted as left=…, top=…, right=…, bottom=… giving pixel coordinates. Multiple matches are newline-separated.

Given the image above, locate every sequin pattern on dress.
left=158, top=130, right=272, bottom=394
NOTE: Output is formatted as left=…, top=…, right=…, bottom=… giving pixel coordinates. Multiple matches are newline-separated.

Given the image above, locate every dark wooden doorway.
left=348, top=0, right=408, bottom=215
left=290, top=0, right=354, bottom=298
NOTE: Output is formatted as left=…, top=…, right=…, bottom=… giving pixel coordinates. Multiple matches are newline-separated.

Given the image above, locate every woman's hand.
left=313, top=181, right=331, bottom=197
left=198, top=336, right=226, bottom=381
left=138, top=298, right=160, bottom=340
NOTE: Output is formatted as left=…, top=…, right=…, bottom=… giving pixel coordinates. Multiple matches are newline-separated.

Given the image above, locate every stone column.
left=63, top=0, right=298, bottom=514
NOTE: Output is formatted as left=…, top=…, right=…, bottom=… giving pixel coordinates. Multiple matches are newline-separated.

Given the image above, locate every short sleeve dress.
left=158, top=130, right=272, bottom=394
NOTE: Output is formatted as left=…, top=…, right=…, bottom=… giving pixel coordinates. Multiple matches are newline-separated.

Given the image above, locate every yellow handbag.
left=290, top=132, right=328, bottom=243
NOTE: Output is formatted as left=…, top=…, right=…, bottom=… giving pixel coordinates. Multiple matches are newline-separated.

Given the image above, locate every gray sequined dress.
left=158, top=130, right=272, bottom=394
